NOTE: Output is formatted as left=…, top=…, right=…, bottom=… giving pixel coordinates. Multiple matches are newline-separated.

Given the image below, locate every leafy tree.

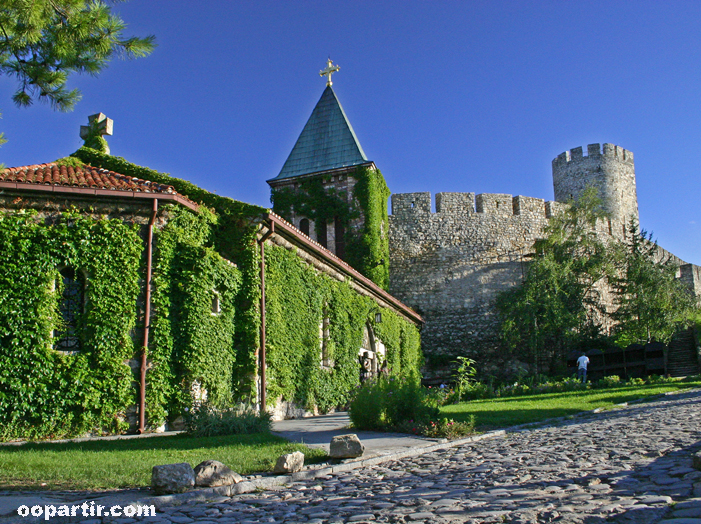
left=496, top=188, right=616, bottom=374
left=611, top=221, right=697, bottom=346
left=0, top=0, right=155, bottom=111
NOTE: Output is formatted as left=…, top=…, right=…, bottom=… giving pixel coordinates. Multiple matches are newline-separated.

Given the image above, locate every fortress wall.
left=389, top=191, right=557, bottom=377
left=552, top=143, right=638, bottom=236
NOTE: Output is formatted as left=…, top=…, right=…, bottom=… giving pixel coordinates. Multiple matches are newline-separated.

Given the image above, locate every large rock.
left=330, top=434, right=365, bottom=458
left=151, top=463, right=195, bottom=494
left=194, top=460, right=243, bottom=487
left=693, top=451, right=701, bottom=471
left=273, top=451, right=305, bottom=474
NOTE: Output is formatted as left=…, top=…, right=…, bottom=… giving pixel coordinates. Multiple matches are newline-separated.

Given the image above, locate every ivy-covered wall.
left=270, top=166, right=391, bottom=289
left=0, top=210, right=142, bottom=440
left=0, top=149, right=421, bottom=439
left=148, top=207, right=243, bottom=426
left=264, top=243, right=421, bottom=413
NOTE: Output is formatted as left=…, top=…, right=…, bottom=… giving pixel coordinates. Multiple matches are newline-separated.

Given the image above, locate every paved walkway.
left=2, top=389, right=701, bottom=523
left=271, top=412, right=443, bottom=457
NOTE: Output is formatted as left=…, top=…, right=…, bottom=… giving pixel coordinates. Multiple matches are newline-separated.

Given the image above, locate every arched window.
left=299, top=218, right=310, bottom=237
left=55, top=267, right=84, bottom=352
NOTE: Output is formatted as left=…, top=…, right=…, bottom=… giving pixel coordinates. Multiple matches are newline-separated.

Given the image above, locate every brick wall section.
left=388, top=191, right=567, bottom=378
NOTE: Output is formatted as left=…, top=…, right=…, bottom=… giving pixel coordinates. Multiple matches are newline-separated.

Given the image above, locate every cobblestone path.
left=125, top=390, right=701, bottom=523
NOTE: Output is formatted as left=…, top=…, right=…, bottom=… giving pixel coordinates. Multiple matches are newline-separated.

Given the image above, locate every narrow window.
left=211, top=290, right=221, bottom=315
left=55, top=267, right=84, bottom=353
left=317, top=220, right=328, bottom=248
left=334, top=216, right=345, bottom=259
left=299, top=218, right=310, bottom=237
left=320, top=310, right=332, bottom=368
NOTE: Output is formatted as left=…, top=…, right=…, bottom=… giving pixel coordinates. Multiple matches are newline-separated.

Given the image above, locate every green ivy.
left=263, top=244, right=421, bottom=412
left=271, top=166, right=390, bottom=289
left=0, top=210, right=142, bottom=440
left=69, top=148, right=420, bottom=418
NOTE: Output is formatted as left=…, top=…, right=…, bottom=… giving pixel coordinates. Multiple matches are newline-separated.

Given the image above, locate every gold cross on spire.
left=319, top=58, right=340, bottom=86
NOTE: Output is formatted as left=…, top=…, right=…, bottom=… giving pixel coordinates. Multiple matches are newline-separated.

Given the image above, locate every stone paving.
left=31, top=390, right=701, bottom=523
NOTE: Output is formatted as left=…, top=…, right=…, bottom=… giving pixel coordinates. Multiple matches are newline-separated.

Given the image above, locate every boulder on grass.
left=330, top=434, right=364, bottom=458
left=194, top=460, right=243, bottom=487
left=273, top=451, right=305, bottom=474
left=151, top=463, right=195, bottom=494
left=693, top=451, right=701, bottom=471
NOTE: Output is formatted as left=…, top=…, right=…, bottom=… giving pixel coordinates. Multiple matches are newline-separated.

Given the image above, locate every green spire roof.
left=272, top=86, right=369, bottom=180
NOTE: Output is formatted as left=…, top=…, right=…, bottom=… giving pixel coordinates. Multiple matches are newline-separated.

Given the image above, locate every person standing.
left=577, top=352, right=590, bottom=383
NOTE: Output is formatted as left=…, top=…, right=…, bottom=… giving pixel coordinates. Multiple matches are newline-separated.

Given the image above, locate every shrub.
left=600, top=375, right=621, bottom=387
left=350, top=376, right=438, bottom=430
left=349, top=376, right=478, bottom=439
left=396, top=416, right=476, bottom=440
left=186, top=404, right=271, bottom=437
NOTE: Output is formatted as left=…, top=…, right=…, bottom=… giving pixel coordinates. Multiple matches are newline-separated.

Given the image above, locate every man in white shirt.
left=577, top=352, right=590, bottom=383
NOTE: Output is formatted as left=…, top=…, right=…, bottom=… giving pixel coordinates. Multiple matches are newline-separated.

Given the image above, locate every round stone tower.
left=552, top=143, right=638, bottom=235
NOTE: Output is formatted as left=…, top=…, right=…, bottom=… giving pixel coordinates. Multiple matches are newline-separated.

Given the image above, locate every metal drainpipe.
left=138, top=198, right=158, bottom=434
left=258, top=222, right=274, bottom=413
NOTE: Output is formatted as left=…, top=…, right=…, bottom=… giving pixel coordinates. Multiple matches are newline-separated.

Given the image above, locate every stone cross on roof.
left=80, top=113, right=113, bottom=154
left=319, top=59, right=340, bottom=86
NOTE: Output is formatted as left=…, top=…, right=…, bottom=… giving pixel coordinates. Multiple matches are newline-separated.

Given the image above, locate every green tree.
left=0, top=0, right=155, bottom=111
left=496, top=188, right=616, bottom=374
left=611, top=221, right=697, bottom=346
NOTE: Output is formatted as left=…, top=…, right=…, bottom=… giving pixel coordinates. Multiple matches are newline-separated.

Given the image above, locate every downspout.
left=258, top=221, right=275, bottom=413
left=138, top=198, right=158, bottom=434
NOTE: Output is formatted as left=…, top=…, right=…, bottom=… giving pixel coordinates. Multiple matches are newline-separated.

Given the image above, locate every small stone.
left=151, top=462, right=195, bottom=494
left=330, top=434, right=365, bottom=458
left=194, top=459, right=243, bottom=487
left=274, top=451, right=305, bottom=473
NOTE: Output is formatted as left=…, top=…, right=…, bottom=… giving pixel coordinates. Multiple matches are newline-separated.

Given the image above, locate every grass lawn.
left=441, top=380, right=701, bottom=431
left=0, top=433, right=326, bottom=491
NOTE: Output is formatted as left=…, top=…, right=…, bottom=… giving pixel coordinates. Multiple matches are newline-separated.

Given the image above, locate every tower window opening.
left=334, top=216, right=345, bottom=259
left=317, top=220, right=328, bottom=248
left=299, top=218, right=310, bottom=236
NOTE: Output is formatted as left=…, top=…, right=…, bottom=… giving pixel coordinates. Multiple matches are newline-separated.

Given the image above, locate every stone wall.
left=388, top=191, right=567, bottom=379
left=269, top=169, right=365, bottom=258
left=552, top=143, right=638, bottom=237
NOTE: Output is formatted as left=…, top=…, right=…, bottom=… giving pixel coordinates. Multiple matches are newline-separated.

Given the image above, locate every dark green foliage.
left=348, top=167, right=391, bottom=289
left=611, top=221, right=697, bottom=346
left=72, top=148, right=421, bottom=417
left=0, top=210, right=142, bottom=440
left=349, top=376, right=438, bottom=431
left=147, top=206, right=243, bottom=427
left=72, top=147, right=265, bottom=405
left=185, top=404, right=272, bottom=437
left=0, top=1, right=155, bottom=111
left=349, top=376, right=474, bottom=438
left=271, top=166, right=390, bottom=289
left=264, top=244, right=422, bottom=413
left=497, top=188, right=615, bottom=374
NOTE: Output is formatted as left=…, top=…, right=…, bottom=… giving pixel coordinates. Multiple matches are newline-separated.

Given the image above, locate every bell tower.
left=267, top=60, right=390, bottom=288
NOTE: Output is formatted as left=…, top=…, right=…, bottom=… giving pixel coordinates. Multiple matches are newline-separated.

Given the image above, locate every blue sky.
left=1, top=0, right=700, bottom=264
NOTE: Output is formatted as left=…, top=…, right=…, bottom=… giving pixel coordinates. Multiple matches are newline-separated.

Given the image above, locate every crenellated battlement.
left=553, top=143, right=634, bottom=167
left=391, top=191, right=563, bottom=220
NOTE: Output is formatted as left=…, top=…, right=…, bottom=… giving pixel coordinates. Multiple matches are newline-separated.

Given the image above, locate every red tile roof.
left=0, top=163, right=198, bottom=210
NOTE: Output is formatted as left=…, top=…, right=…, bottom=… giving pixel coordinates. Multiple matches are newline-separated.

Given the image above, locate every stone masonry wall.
left=270, top=170, right=364, bottom=258
left=552, top=143, right=639, bottom=238
left=388, top=191, right=567, bottom=379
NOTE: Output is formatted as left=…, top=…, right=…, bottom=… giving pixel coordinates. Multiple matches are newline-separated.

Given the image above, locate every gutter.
left=138, top=199, right=158, bottom=433
left=0, top=180, right=199, bottom=211
left=257, top=223, right=275, bottom=413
